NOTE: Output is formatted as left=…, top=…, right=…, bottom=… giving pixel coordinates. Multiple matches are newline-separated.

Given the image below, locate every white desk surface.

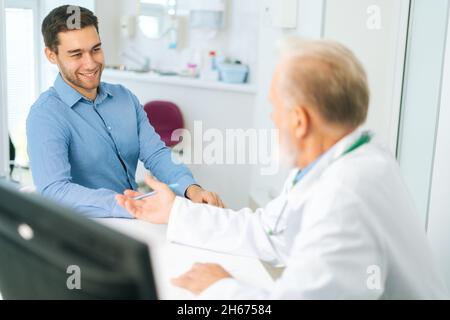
left=94, top=219, right=275, bottom=300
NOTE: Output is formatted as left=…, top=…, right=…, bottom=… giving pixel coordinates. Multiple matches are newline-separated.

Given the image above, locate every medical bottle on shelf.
left=209, top=51, right=217, bottom=70
left=200, top=50, right=220, bottom=81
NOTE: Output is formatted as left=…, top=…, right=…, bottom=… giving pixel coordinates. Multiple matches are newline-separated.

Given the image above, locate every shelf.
left=102, top=69, right=257, bottom=94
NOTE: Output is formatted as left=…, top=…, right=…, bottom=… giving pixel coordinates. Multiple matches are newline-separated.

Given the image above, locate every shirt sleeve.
left=131, top=93, right=196, bottom=197
left=27, top=108, right=132, bottom=219
left=167, top=197, right=283, bottom=265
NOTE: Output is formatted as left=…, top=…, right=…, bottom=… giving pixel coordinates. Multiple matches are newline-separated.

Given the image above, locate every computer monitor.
left=0, top=181, right=157, bottom=299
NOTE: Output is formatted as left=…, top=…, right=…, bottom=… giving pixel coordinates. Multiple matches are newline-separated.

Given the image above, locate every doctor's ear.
left=290, top=105, right=309, bottom=139
left=45, top=47, right=58, bottom=64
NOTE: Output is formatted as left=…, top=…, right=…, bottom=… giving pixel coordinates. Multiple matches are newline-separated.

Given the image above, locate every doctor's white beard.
left=278, top=129, right=299, bottom=169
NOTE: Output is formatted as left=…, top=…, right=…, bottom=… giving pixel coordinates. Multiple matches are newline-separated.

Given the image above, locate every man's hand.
left=116, top=175, right=175, bottom=224
left=172, top=263, right=232, bottom=295
left=186, top=185, right=225, bottom=208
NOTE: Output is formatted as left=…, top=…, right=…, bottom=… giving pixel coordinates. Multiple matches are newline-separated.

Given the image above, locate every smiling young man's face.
left=45, top=25, right=104, bottom=100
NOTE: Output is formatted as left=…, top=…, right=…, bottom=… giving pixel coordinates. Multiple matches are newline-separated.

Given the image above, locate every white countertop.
left=102, top=69, right=257, bottom=94
left=94, top=218, right=274, bottom=300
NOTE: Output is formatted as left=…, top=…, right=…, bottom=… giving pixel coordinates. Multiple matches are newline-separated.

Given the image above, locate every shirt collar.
left=292, top=156, right=322, bottom=186
left=53, top=73, right=113, bottom=108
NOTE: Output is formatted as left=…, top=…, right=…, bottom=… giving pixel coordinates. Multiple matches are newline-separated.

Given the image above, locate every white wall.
left=324, top=0, right=410, bottom=153
left=0, top=0, right=9, bottom=178
left=95, top=0, right=121, bottom=66
left=249, top=0, right=326, bottom=207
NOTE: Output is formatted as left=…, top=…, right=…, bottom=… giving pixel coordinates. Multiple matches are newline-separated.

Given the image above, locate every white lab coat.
left=167, top=129, right=449, bottom=299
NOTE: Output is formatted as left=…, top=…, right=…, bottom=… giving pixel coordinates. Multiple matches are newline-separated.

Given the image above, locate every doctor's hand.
left=172, top=263, right=232, bottom=295
left=116, top=175, right=175, bottom=224
left=185, top=184, right=225, bottom=208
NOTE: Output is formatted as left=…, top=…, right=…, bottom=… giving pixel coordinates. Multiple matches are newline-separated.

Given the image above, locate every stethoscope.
left=266, top=132, right=372, bottom=237
left=267, top=200, right=289, bottom=236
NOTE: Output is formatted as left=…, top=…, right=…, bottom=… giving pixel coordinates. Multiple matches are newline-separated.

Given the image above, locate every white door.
left=396, top=0, right=450, bottom=290
left=427, top=12, right=450, bottom=291
left=397, top=0, right=450, bottom=226
left=324, top=0, right=410, bottom=153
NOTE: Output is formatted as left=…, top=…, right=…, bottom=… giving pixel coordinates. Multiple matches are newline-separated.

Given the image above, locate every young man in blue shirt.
left=27, top=5, right=224, bottom=218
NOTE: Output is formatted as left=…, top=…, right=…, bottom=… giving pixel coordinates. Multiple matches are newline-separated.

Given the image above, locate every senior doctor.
left=117, top=37, right=448, bottom=299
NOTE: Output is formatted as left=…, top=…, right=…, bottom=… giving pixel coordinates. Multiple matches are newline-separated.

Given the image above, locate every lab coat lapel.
left=287, top=129, right=366, bottom=210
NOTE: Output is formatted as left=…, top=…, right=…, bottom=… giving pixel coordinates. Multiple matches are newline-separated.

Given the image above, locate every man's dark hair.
left=41, top=5, right=99, bottom=53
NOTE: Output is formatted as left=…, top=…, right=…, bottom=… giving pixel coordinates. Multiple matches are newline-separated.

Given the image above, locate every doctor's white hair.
left=276, top=36, right=370, bottom=128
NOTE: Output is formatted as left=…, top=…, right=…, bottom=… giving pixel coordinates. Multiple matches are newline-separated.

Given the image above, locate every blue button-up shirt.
left=27, top=73, right=196, bottom=218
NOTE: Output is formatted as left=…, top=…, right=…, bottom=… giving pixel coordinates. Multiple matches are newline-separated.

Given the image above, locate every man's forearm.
left=41, top=181, right=133, bottom=218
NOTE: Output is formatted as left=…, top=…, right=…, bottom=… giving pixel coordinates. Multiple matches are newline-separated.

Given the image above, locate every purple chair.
left=143, top=100, right=184, bottom=148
